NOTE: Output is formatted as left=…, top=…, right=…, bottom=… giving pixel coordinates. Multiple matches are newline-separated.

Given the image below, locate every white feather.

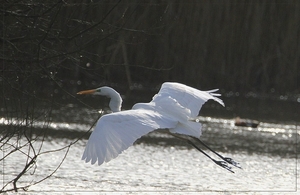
left=152, top=82, right=224, bottom=117
left=82, top=109, right=178, bottom=165
left=81, top=82, right=225, bottom=165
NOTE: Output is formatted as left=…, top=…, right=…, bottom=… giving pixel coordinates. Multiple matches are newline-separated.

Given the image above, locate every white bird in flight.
left=77, top=82, right=241, bottom=173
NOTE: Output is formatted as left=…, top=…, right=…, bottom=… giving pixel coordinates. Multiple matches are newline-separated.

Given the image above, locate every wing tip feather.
left=207, top=89, right=225, bottom=107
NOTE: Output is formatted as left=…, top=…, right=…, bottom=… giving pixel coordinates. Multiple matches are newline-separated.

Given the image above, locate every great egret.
left=78, top=82, right=241, bottom=173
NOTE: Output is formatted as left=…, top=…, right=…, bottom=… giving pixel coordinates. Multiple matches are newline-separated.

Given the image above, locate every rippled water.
left=0, top=96, right=299, bottom=194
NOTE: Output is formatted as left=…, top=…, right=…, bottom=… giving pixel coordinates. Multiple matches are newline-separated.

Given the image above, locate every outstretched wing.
left=152, top=82, right=224, bottom=118
left=82, top=109, right=177, bottom=165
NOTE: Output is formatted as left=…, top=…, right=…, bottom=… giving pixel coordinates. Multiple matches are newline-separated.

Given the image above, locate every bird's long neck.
left=105, top=87, right=122, bottom=112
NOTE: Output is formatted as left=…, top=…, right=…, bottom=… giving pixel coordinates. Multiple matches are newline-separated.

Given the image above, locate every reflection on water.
left=0, top=95, right=299, bottom=193
left=1, top=115, right=298, bottom=157
left=1, top=136, right=297, bottom=193
left=1, top=117, right=298, bottom=193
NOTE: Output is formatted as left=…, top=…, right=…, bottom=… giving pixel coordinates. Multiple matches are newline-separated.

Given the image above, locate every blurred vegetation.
left=1, top=0, right=299, bottom=99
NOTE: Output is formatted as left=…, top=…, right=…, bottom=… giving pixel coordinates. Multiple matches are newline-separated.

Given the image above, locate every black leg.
left=190, top=136, right=242, bottom=169
left=186, top=139, right=234, bottom=173
left=170, top=133, right=234, bottom=173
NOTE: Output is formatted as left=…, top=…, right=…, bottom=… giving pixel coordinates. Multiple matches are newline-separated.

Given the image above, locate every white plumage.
left=78, top=82, right=224, bottom=166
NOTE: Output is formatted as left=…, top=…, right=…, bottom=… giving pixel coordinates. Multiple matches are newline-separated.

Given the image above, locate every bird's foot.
left=214, top=160, right=234, bottom=173
left=223, top=157, right=242, bottom=169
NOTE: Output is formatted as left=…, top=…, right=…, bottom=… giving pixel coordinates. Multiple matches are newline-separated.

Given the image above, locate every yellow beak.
left=77, top=89, right=96, bottom=95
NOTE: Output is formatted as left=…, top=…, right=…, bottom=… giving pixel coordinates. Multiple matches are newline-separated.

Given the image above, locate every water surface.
left=0, top=95, right=299, bottom=194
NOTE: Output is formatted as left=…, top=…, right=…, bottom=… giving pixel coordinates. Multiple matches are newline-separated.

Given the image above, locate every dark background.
left=1, top=0, right=299, bottom=100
